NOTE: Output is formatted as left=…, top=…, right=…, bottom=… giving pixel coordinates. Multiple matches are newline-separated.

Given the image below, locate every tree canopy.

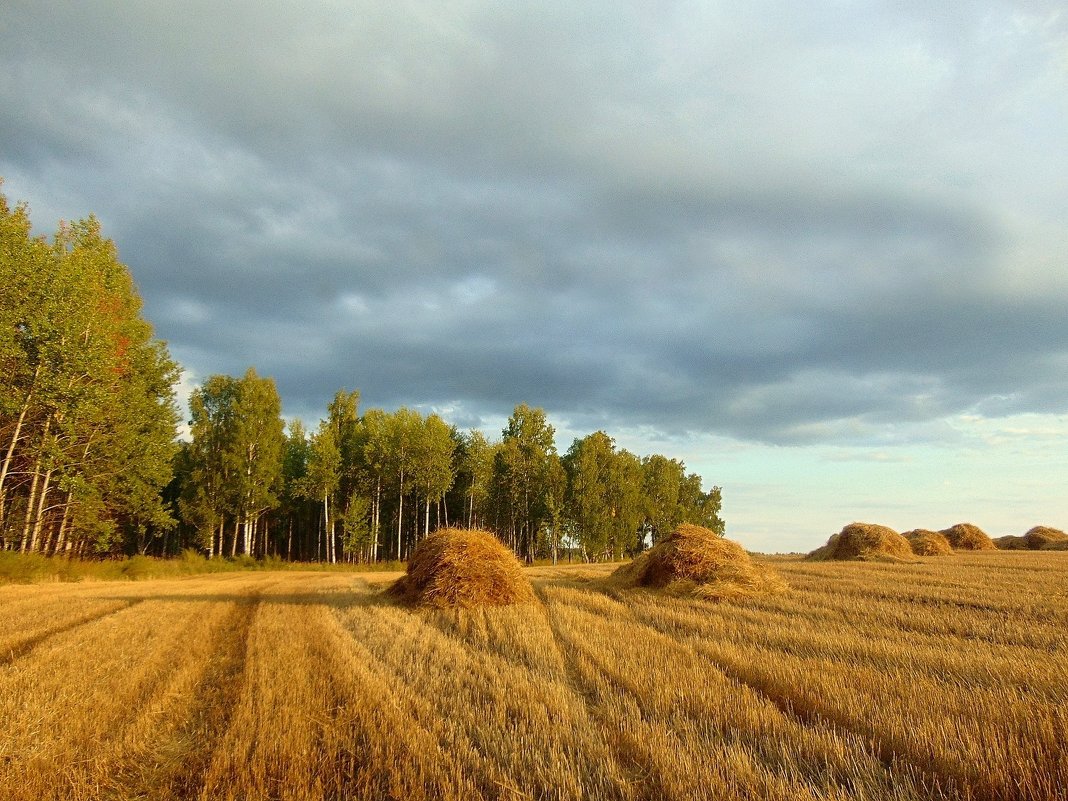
left=1, top=185, right=180, bottom=555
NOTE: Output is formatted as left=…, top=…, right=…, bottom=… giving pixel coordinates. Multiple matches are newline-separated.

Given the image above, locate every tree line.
left=170, top=386, right=723, bottom=563
left=1, top=184, right=722, bottom=561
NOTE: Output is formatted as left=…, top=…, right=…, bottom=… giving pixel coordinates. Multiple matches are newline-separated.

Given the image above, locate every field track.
left=0, top=552, right=1065, bottom=800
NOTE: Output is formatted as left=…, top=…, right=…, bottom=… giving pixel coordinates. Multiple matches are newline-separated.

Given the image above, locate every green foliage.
left=180, top=368, right=285, bottom=556
left=339, top=492, right=372, bottom=554
left=564, top=433, right=646, bottom=560
left=0, top=182, right=180, bottom=556
left=493, top=403, right=561, bottom=562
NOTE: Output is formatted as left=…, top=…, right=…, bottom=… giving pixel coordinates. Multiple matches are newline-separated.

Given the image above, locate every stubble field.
left=0, top=552, right=1065, bottom=801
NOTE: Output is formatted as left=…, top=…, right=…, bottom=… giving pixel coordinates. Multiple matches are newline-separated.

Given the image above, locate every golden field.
left=0, top=552, right=1065, bottom=801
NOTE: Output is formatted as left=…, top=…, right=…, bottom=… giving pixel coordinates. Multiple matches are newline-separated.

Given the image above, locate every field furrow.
left=541, top=583, right=930, bottom=801
left=0, top=579, right=265, bottom=800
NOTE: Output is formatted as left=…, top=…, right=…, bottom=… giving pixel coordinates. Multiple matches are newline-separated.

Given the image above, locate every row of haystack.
left=808, top=522, right=1067, bottom=561
left=993, top=526, right=1068, bottom=551
left=390, top=524, right=784, bottom=609
left=387, top=520, right=1066, bottom=611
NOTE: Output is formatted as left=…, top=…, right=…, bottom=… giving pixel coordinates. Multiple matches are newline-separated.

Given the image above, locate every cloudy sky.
left=3, top=2, right=1067, bottom=551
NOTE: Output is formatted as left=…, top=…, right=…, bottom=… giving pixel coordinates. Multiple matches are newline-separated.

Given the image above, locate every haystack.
left=1023, top=526, right=1068, bottom=550
left=993, top=535, right=1029, bottom=551
left=388, top=528, right=535, bottom=609
left=939, top=523, right=996, bottom=551
left=612, top=523, right=784, bottom=600
left=808, top=523, right=914, bottom=561
left=903, top=529, right=952, bottom=556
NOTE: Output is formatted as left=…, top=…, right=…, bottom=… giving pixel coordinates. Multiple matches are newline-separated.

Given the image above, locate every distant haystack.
left=903, top=529, right=953, bottom=556
left=993, top=535, right=1029, bottom=550
left=1023, top=526, right=1068, bottom=550
left=808, top=523, right=914, bottom=562
left=388, top=528, right=535, bottom=609
left=939, top=523, right=996, bottom=551
left=806, top=533, right=841, bottom=561
left=612, top=523, right=784, bottom=600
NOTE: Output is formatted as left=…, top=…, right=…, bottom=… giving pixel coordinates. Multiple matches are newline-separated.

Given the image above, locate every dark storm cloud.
left=3, top=2, right=1067, bottom=445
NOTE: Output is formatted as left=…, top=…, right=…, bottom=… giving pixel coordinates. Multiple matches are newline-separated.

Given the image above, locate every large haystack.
left=903, top=529, right=952, bottom=556
left=939, top=523, right=996, bottom=551
left=388, top=528, right=535, bottom=609
left=612, top=523, right=784, bottom=600
left=993, top=535, right=1029, bottom=550
left=1023, top=526, right=1068, bottom=550
left=808, top=523, right=914, bottom=561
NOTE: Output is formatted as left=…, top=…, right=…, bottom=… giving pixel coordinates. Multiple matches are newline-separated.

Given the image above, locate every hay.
left=1023, top=526, right=1068, bottom=550
left=939, top=523, right=996, bottom=551
left=808, top=523, right=914, bottom=562
left=388, top=528, right=535, bottom=609
left=993, top=535, right=1029, bottom=551
left=611, top=523, right=784, bottom=600
left=806, top=533, right=841, bottom=561
left=903, top=529, right=953, bottom=556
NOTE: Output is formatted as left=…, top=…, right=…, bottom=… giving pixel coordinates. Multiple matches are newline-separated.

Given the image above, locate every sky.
left=3, top=2, right=1068, bottom=552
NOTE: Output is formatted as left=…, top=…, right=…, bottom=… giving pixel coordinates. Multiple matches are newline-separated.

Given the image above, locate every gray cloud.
left=3, top=1, right=1067, bottom=447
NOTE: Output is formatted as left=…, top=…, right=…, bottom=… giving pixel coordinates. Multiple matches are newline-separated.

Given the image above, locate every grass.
left=0, top=551, right=1065, bottom=800
left=0, top=549, right=403, bottom=584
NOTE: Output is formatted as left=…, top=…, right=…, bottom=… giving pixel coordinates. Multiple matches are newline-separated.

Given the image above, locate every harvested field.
left=0, top=552, right=1066, bottom=801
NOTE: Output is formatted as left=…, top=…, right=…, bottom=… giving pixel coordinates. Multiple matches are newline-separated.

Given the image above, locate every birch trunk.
left=27, top=465, right=53, bottom=553
left=372, top=477, right=381, bottom=561
left=396, top=469, right=404, bottom=561
left=0, top=364, right=41, bottom=524
left=19, top=460, right=42, bottom=553
left=52, top=496, right=71, bottom=555
left=322, top=493, right=330, bottom=564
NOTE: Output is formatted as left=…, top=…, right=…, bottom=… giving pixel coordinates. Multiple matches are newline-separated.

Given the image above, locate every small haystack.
left=939, top=523, right=996, bottom=551
left=388, top=528, right=535, bottom=609
left=903, top=529, right=953, bottom=556
left=808, top=523, right=914, bottom=561
left=994, top=535, right=1029, bottom=551
left=612, top=523, right=784, bottom=600
left=1023, top=526, right=1068, bottom=550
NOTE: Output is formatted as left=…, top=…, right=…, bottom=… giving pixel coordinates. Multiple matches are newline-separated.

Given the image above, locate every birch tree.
left=1, top=187, right=179, bottom=554
left=494, top=403, right=557, bottom=562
